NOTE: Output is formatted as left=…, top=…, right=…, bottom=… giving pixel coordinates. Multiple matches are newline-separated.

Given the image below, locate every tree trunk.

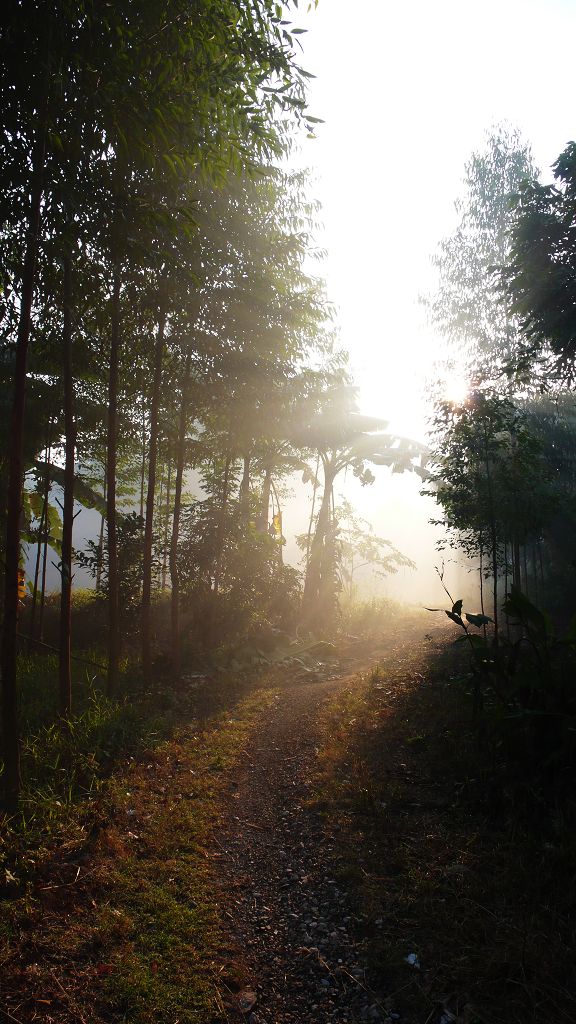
left=214, top=450, right=232, bottom=596
left=239, top=454, right=251, bottom=522
left=59, top=250, right=75, bottom=718
left=170, top=352, right=191, bottom=680
left=139, top=400, right=146, bottom=520
left=513, top=533, right=521, bottom=591
left=30, top=440, right=51, bottom=638
left=258, top=464, right=272, bottom=534
left=141, top=300, right=167, bottom=682
left=1, top=117, right=47, bottom=811
left=522, top=545, right=529, bottom=598
left=162, top=460, right=171, bottom=591
left=303, top=459, right=335, bottom=621
left=39, top=503, right=49, bottom=642
left=106, top=261, right=121, bottom=697
left=95, top=473, right=106, bottom=593
left=270, top=478, right=283, bottom=567
left=305, top=454, right=320, bottom=572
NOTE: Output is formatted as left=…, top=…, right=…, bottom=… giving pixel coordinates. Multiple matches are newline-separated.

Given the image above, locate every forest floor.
left=2, top=611, right=576, bottom=1024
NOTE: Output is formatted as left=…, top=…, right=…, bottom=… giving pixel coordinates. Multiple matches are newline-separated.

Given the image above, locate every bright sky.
left=282, top=0, right=576, bottom=603
left=292, top=0, right=576, bottom=435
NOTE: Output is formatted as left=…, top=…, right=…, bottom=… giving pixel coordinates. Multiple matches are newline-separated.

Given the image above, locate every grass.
left=313, top=622, right=576, bottom=1024
left=1, top=658, right=279, bottom=1024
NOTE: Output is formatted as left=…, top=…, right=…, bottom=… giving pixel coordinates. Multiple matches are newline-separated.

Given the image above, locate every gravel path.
left=216, top=670, right=392, bottom=1024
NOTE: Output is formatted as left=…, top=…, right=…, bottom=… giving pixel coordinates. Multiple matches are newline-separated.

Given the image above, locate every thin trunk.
left=482, top=431, right=498, bottom=643
left=491, top=524, right=498, bottom=643
left=142, top=301, right=167, bottom=681
left=30, top=497, right=46, bottom=636
left=59, top=250, right=75, bottom=718
left=522, top=544, right=529, bottom=598
left=513, top=533, right=521, bottom=590
left=39, top=507, right=49, bottom=642
left=95, top=474, right=106, bottom=592
left=170, top=352, right=191, bottom=680
left=106, top=261, right=121, bottom=696
left=139, top=401, right=146, bottom=520
left=30, top=439, right=51, bottom=638
left=162, top=460, right=171, bottom=591
left=214, top=450, right=232, bottom=595
left=270, top=477, right=283, bottom=566
left=305, top=454, right=320, bottom=572
left=239, top=454, right=251, bottom=521
left=479, top=543, right=487, bottom=642
left=1, top=113, right=47, bottom=811
left=258, top=464, right=272, bottom=533
left=532, top=544, right=541, bottom=593
left=303, top=459, right=335, bottom=615
left=504, top=538, right=511, bottom=641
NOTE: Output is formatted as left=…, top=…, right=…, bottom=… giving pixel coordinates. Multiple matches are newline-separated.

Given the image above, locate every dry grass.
left=0, top=686, right=278, bottom=1024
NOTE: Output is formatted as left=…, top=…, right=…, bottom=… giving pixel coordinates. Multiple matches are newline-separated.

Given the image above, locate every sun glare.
left=443, top=373, right=469, bottom=406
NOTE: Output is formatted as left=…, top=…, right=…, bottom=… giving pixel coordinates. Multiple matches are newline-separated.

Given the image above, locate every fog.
left=30, top=0, right=576, bottom=617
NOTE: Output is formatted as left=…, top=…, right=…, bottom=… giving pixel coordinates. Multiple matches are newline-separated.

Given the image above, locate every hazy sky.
left=288, top=0, right=576, bottom=432
left=281, top=0, right=576, bottom=602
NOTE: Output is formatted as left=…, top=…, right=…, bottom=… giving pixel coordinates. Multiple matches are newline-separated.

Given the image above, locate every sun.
left=443, top=372, right=469, bottom=406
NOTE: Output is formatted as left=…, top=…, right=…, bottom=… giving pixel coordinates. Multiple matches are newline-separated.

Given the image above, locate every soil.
left=212, top=626, right=426, bottom=1024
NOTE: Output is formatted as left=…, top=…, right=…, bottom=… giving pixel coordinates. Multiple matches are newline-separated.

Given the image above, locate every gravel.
left=215, top=674, right=395, bottom=1024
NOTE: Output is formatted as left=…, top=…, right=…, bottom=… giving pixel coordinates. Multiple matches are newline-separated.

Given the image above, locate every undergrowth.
left=314, top=627, right=576, bottom=1024
left=1, top=667, right=277, bottom=1024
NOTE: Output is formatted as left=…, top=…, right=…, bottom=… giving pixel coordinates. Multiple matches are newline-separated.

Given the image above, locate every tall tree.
left=429, top=125, right=537, bottom=384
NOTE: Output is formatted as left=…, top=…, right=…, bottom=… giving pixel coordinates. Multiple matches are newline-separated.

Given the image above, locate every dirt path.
left=215, top=666, right=388, bottom=1024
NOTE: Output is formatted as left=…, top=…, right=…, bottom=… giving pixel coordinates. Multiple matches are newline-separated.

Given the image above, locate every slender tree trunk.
left=95, top=474, right=106, bottom=593
left=170, top=352, right=191, bottom=680
left=139, top=400, right=146, bottom=520
left=162, top=460, right=171, bottom=591
left=258, top=464, right=272, bottom=533
left=30, top=497, right=46, bottom=636
left=503, top=537, right=511, bottom=641
left=59, top=250, right=75, bottom=718
left=523, top=545, right=529, bottom=598
left=491, top=523, right=499, bottom=643
left=513, top=533, right=521, bottom=590
left=303, top=459, right=335, bottom=618
left=270, top=477, right=283, bottom=567
left=1, top=116, right=47, bottom=811
left=142, top=301, right=167, bottom=682
left=214, top=450, right=232, bottom=595
left=479, top=542, right=488, bottom=641
left=305, top=454, right=320, bottom=572
left=106, top=261, right=121, bottom=696
left=532, top=540, right=541, bottom=598
left=39, top=507, right=49, bottom=642
left=239, top=454, right=251, bottom=521
left=482, top=431, right=498, bottom=643
left=30, top=439, right=51, bottom=638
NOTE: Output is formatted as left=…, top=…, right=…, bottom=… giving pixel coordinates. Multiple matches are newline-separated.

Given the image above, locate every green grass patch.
left=1, top=681, right=277, bottom=1024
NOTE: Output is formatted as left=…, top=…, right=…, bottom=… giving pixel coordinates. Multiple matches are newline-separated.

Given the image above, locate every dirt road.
left=215, top=666, right=389, bottom=1024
